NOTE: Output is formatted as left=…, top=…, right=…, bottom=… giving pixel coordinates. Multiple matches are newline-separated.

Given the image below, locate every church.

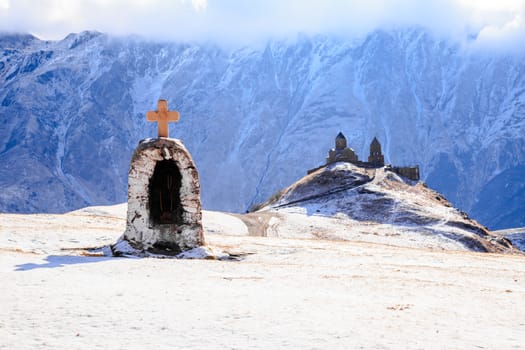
left=326, top=133, right=385, bottom=167
left=315, top=132, right=419, bottom=181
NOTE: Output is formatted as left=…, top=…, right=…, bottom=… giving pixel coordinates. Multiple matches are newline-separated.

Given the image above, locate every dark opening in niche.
left=149, top=160, right=183, bottom=225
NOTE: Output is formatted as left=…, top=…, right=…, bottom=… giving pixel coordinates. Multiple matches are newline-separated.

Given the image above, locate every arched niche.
left=149, top=160, right=183, bottom=225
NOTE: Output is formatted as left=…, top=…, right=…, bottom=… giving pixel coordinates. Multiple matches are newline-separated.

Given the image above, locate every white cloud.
left=0, top=0, right=9, bottom=10
left=191, top=0, right=207, bottom=12
left=0, top=0, right=524, bottom=52
left=454, top=0, right=525, bottom=53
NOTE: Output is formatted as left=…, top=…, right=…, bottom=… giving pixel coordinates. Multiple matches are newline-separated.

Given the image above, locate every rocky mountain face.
left=1, top=29, right=524, bottom=229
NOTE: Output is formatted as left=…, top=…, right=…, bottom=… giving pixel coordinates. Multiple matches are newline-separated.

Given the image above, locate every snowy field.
left=1, top=204, right=525, bottom=349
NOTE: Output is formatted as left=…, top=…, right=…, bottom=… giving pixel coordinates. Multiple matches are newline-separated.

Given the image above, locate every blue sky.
left=0, top=0, right=524, bottom=51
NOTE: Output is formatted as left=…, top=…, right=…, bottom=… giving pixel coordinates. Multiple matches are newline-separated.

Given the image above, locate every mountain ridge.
left=1, top=28, right=524, bottom=229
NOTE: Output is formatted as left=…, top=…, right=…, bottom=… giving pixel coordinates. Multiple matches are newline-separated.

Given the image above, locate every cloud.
left=0, top=0, right=524, bottom=52
left=457, top=0, right=525, bottom=53
left=190, top=0, right=207, bottom=12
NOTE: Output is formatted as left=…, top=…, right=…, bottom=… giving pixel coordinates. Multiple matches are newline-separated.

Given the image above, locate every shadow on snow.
left=15, top=254, right=116, bottom=271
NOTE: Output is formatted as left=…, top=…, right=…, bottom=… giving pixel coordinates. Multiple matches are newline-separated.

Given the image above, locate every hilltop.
left=243, top=162, right=517, bottom=253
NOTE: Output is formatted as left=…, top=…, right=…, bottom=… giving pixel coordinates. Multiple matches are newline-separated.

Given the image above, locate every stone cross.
left=146, top=99, right=180, bottom=138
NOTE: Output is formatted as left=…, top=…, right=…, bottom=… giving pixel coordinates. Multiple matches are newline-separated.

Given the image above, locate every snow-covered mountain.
left=1, top=29, right=524, bottom=229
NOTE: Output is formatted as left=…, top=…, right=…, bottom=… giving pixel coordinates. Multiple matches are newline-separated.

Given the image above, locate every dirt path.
left=230, top=212, right=279, bottom=237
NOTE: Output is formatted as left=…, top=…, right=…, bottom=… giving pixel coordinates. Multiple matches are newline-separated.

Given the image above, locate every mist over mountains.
left=1, top=28, right=524, bottom=230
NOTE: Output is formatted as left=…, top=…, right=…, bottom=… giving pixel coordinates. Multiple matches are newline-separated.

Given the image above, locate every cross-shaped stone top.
left=146, top=99, right=180, bottom=138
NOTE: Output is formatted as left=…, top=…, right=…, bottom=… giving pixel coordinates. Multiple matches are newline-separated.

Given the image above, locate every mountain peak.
left=62, top=30, right=104, bottom=49
left=0, top=32, right=39, bottom=49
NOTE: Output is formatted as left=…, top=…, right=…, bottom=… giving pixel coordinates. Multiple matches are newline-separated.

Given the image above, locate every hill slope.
left=245, top=163, right=516, bottom=253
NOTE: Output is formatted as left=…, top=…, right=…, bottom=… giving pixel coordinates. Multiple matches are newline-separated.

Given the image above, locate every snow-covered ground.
left=1, top=204, right=525, bottom=349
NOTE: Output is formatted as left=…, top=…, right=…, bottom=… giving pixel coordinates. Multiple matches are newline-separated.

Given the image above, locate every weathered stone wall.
left=326, top=148, right=359, bottom=164
left=390, top=166, right=420, bottom=181
left=120, top=138, right=204, bottom=253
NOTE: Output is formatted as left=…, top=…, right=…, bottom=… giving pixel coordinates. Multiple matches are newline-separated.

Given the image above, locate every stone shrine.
left=114, top=99, right=204, bottom=255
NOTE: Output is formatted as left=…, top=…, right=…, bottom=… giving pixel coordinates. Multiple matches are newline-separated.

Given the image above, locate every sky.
left=0, top=0, right=524, bottom=51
